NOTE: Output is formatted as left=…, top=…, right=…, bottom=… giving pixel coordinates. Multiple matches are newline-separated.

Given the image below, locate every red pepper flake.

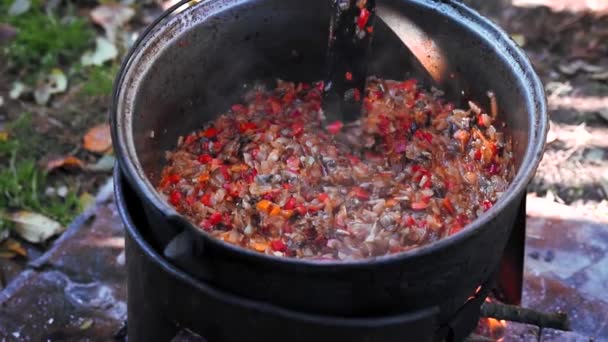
left=220, top=166, right=231, bottom=181
left=168, top=174, right=181, bottom=184
left=282, top=92, right=296, bottom=105
left=423, top=179, right=432, bottom=189
left=404, top=215, right=416, bottom=226
left=242, top=168, right=257, bottom=184
left=290, top=110, right=302, bottom=118
left=353, top=88, right=361, bottom=102
left=317, top=193, right=329, bottom=202
left=283, top=197, right=297, bottom=210
left=203, top=127, right=219, bottom=138
left=169, top=190, right=182, bottom=206
left=449, top=222, right=463, bottom=235
left=474, top=149, right=482, bottom=161
left=316, top=81, right=325, bottom=92
left=456, top=214, right=469, bottom=226
left=411, top=202, right=428, bottom=210
left=357, top=8, right=370, bottom=30
left=482, top=200, right=493, bottom=211
left=443, top=197, right=456, bottom=215
left=415, top=130, right=433, bottom=144
left=263, top=192, right=277, bottom=201
left=295, top=205, right=308, bottom=216
left=200, top=193, right=212, bottom=206
left=238, top=122, right=257, bottom=133
left=184, top=135, right=197, bottom=145
left=185, top=196, right=196, bottom=206
left=208, top=212, right=223, bottom=225
left=231, top=104, right=248, bottom=115
left=269, top=98, right=282, bottom=114
left=281, top=183, right=292, bottom=190
left=251, top=148, right=260, bottom=160
left=222, top=213, right=232, bottom=227
left=326, top=121, right=343, bottom=135
left=351, top=187, right=370, bottom=200
left=270, top=239, right=287, bottom=252
left=291, top=122, right=304, bottom=136
left=198, top=154, right=213, bottom=164
left=366, top=25, right=374, bottom=33
left=397, top=79, right=417, bottom=91
left=345, top=71, right=353, bottom=81
left=347, top=154, right=361, bottom=165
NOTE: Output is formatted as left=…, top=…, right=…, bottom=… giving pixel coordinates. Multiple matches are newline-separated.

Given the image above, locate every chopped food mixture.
left=157, top=77, right=513, bottom=260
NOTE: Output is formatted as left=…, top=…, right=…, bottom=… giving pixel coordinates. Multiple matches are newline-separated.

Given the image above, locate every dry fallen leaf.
left=86, top=154, right=115, bottom=172
left=90, top=4, right=135, bottom=43
left=34, top=69, right=68, bottom=105
left=8, top=0, right=31, bottom=16
left=81, top=37, right=118, bottom=66
left=9, top=211, right=65, bottom=244
left=510, top=34, right=526, bottom=47
left=4, top=238, right=27, bottom=257
left=46, top=156, right=85, bottom=172
left=79, top=318, right=94, bottom=330
left=83, top=124, right=112, bottom=153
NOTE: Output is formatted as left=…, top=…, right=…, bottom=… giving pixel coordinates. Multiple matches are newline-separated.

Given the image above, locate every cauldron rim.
left=111, top=0, right=547, bottom=267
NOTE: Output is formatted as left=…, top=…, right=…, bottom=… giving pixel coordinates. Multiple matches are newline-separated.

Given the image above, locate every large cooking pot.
left=111, top=0, right=547, bottom=318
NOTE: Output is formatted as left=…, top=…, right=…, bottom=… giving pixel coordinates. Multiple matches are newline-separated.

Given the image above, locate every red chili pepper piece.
left=474, top=149, right=482, bottom=161
left=239, top=122, right=257, bottom=133
left=345, top=71, right=353, bottom=81
left=351, top=187, right=370, bottom=200
left=208, top=212, right=223, bottom=226
left=169, top=190, right=182, bottom=206
left=283, top=197, right=297, bottom=210
left=270, top=239, right=287, bottom=252
left=449, top=222, right=463, bottom=235
left=269, top=98, right=282, bottom=114
left=200, top=193, right=212, bottom=206
left=220, top=166, right=231, bottom=180
left=295, top=205, right=307, bottom=216
left=317, top=193, right=329, bottom=202
left=282, top=92, right=295, bottom=105
left=198, top=154, right=213, bottom=164
left=357, top=8, right=370, bottom=30
left=347, top=154, right=361, bottom=165
left=411, top=202, right=428, bottom=210
left=415, top=130, right=433, bottom=144
left=184, top=135, right=197, bottom=145
left=482, top=200, right=493, bottom=211
left=397, top=79, right=417, bottom=91
left=292, top=122, right=304, bottom=136
left=326, top=121, right=343, bottom=135
left=443, top=197, right=456, bottom=215
left=168, top=174, right=181, bottom=184
left=404, top=215, right=416, bottom=226
left=203, top=127, right=219, bottom=138
left=282, top=183, right=292, bottom=190
left=231, top=104, right=248, bottom=115
left=353, top=88, right=361, bottom=102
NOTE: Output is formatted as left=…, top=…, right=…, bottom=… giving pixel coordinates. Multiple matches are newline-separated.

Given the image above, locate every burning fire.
left=476, top=298, right=507, bottom=341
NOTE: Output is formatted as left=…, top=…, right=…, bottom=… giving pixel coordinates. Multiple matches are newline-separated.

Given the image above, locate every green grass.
left=0, top=0, right=94, bottom=74
left=81, top=64, right=119, bottom=97
left=0, top=113, right=82, bottom=233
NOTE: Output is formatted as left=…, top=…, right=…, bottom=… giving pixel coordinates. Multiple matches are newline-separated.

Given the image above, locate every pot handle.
left=164, top=215, right=213, bottom=281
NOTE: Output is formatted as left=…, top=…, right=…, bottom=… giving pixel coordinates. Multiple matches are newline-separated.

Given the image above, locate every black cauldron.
left=111, top=0, right=546, bottom=333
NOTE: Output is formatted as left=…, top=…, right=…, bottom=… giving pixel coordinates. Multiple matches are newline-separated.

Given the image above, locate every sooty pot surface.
left=112, top=0, right=546, bottom=317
